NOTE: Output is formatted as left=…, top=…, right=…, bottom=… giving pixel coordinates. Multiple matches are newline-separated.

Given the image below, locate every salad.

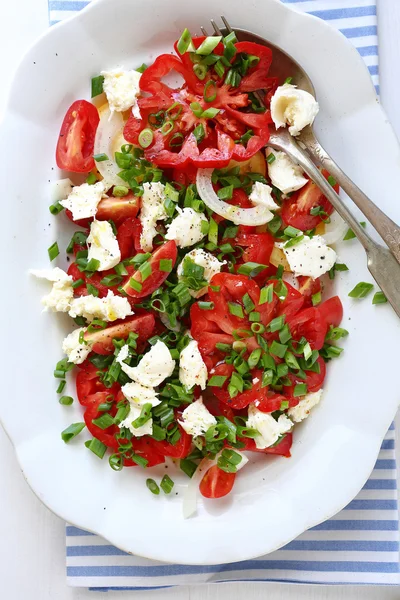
left=32, top=28, right=348, bottom=512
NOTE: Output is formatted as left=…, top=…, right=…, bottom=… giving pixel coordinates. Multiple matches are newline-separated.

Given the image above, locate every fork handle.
left=300, top=130, right=400, bottom=264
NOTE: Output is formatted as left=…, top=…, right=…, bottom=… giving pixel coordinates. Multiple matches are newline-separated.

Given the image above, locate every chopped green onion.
left=136, top=63, right=147, bottom=73
left=193, top=63, right=208, bottom=80
left=196, top=36, right=222, bottom=56
left=198, top=301, right=214, bottom=310
left=177, top=28, right=193, bottom=54
left=146, top=478, right=160, bottom=495
left=201, top=107, right=220, bottom=119
left=203, top=80, right=217, bottom=102
left=242, top=293, right=255, bottom=314
left=161, top=120, right=174, bottom=136
left=270, top=340, right=287, bottom=358
left=49, top=201, right=64, bottom=215
left=48, top=242, right=59, bottom=262
left=113, top=185, right=129, bottom=197
left=284, top=235, right=304, bottom=248
left=132, top=403, right=152, bottom=429
left=284, top=225, right=302, bottom=238
left=86, top=283, right=99, bottom=297
left=61, top=422, right=86, bottom=443
left=138, top=128, right=154, bottom=148
left=249, top=311, right=260, bottom=322
left=93, top=153, right=109, bottom=162
left=228, top=302, right=244, bottom=318
left=180, top=458, right=197, bottom=478
left=285, top=352, right=300, bottom=370
left=266, top=152, right=276, bottom=164
left=100, top=274, right=122, bottom=287
left=327, top=175, right=337, bottom=187
left=166, top=102, right=183, bottom=121
left=109, top=454, right=123, bottom=471
left=193, top=123, right=205, bottom=144
left=284, top=76, right=293, bottom=84
left=248, top=348, right=262, bottom=369
left=208, top=217, right=218, bottom=245
left=215, top=342, right=232, bottom=353
left=169, top=133, right=184, bottom=148
left=91, top=75, right=104, bottom=97
left=208, top=375, right=227, bottom=387
left=293, top=383, right=308, bottom=397
left=259, top=284, right=274, bottom=305
left=269, top=315, right=285, bottom=332
left=280, top=400, right=289, bottom=410
left=348, top=282, right=374, bottom=299
left=344, top=221, right=366, bottom=241
left=251, top=322, right=265, bottom=334
left=92, top=413, right=115, bottom=430
left=217, top=185, right=234, bottom=200
left=237, top=262, right=267, bottom=277
left=160, top=474, right=174, bottom=494
left=139, top=261, right=152, bottom=282
left=159, top=259, right=173, bottom=273
left=59, top=395, right=73, bottom=406
left=312, top=291, right=322, bottom=306
left=190, top=102, right=203, bottom=117
left=279, top=324, right=292, bottom=344
left=85, top=437, right=107, bottom=459
left=86, top=172, right=98, bottom=185
left=372, top=291, right=387, bottom=305
left=262, top=370, right=274, bottom=387
left=56, top=380, right=66, bottom=394
left=214, top=60, right=225, bottom=78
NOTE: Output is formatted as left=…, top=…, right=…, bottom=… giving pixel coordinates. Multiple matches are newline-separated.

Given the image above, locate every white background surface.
left=1, top=1, right=399, bottom=598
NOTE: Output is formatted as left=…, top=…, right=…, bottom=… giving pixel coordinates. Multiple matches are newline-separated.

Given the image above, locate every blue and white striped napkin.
left=48, top=0, right=399, bottom=588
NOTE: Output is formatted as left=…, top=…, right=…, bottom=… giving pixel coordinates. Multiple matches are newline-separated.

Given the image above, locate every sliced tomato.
left=256, top=392, right=288, bottom=413
left=96, top=194, right=140, bottom=225
left=67, top=262, right=111, bottom=299
left=202, top=388, right=235, bottom=422
left=240, top=432, right=293, bottom=457
left=318, top=296, right=343, bottom=328
left=84, top=392, right=120, bottom=449
left=150, top=425, right=192, bottom=459
left=196, top=332, right=234, bottom=371
left=207, top=273, right=259, bottom=334
left=199, top=465, right=236, bottom=499
left=122, top=240, right=178, bottom=298
left=76, top=363, right=118, bottom=406
left=211, top=364, right=265, bottom=410
left=298, top=276, right=322, bottom=308
left=56, top=100, right=99, bottom=173
left=128, top=438, right=165, bottom=467
left=235, top=42, right=273, bottom=93
left=189, top=303, right=222, bottom=340
left=281, top=170, right=339, bottom=231
left=274, top=280, right=305, bottom=319
left=117, top=217, right=142, bottom=260
left=84, top=313, right=155, bottom=355
left=287, top=307, right=327, bottom=351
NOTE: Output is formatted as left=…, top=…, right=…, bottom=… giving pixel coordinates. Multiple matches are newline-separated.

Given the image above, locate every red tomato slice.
left=287, top=307, right=327, bottom=351
left=211, top=364, right=266, bottom=410
left=67, top=262, right=112, bottom=299
left=189, top=303, right=222, bottom=340
left=196, top=332, right=234, bottom=370
left=281, top=170, right=339, bottom=231
left=298, top=276, right=322, bottom=308
left=199, top=465, right=236, bottom=499
left=56, top=100, right=99, bottom=173
left=84, top=392, right=120, bottom=449
left=117, top=217, right=142, bottom=260
left=122, top=240, right=178, bottom=298
left=240, top=433, right=293, bottom=457
left=84, top=314, right=155, bottom=355
left=235, top=42, right=273, bottom=93
left=128, top=438, right=165, bottom=467
left=96, top=194, right=140, bottom=225
left=256, top=392, right=288, bottom=413
left=318, top=296, right=343, bottom=328
left=76, top=363, right=118, bottom=406
left=274, top=280, right=305, bottom=319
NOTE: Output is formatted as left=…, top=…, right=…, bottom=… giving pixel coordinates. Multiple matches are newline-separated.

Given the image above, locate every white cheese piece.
left=139, top=182, right=168, bottom=251
left=101, top=67, right=142, bottom=114
left=62, top=328, right=92, bottom=365
left=270, top=83, right=319, bottom=136
left=120, top=380, right=162, bottom=437
left=277, top=235, right=336, bottom=279
left=179, top=339, right=208, bottom=390
left=177, top=248, right=225, bottom=298
left=247, top=404, right=293, bottom=449
left=288, top=389, right=323, bottom=423
left=60, top=182, right=106, bottom=221
left=117, top=340, right=175, bottom=388
left=249, top=181, right=279, bottom=210
left=179, top=398, right=217, bottom=437
left=165, top=207, right=207, bottom=248
left=69, top=290, right=133, bottom=322
left=267, top=150, right=308, bottom=195
left=87, top=219, right=121, bottom=271
left=51, top=178, right=73, bottom=203
left=30, top=268, right=74, bottom=313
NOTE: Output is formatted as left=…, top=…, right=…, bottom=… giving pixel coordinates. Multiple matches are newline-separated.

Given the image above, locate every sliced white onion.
left=51, top=178, right=73, bottom=202
left=196, top=169, right=275, bottom=226
left=321, top=210, right=348, bottom=245
left=182, top=458, right=215, bottom=519
left=93, top=107, right=126, bottom=191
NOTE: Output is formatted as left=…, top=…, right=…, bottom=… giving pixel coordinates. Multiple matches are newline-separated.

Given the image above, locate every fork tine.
left=210, top=19, right=223, bottom=36
left=220, top=16, right=233, bottom=33
left=201, top=26, right=208, bottom=36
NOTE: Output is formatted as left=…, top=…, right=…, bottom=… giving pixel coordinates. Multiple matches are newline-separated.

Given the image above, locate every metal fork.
left=200, top=17, right=400, bottom=318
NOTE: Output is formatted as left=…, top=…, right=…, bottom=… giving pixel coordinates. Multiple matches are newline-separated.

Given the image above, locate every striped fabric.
left=48, top=0, right=398, bottom=588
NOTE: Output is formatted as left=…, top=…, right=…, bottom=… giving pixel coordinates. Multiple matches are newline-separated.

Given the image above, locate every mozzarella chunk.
left=101, top=67, right=142, bottom=114
left=117, top=340, right=175, bottom=388
left=277, top=235, right=336, bottom=279
left=139, top=182, right=168, bottom=251
left=60, top=182, right=105, bottom=221
left=51, top=178, right=73, bottom=203
left=249, top=182, right=279, bottom=210
left=120, top=380, right=162, bottom=437
left=179, top=398, right=217, bottom=437
left=62, top=328, right=92, bottom=365
left=165, top=207, right=207, bottom=248
left=288, top=389, right=323, bottom=423
left=87, top=219, right=121, bottom=271
left=69, top=290, right=133, bottom=322
left=270, top=83, right=319, bottom=136
left=247, top=404, right=293, bottom=450
left=177, top=248, right=224, bottom=298
left=31, top=268, right=74, bottom=313
left=267, top=150, right=308, bottom=195
left=179, top=340, right=208, bottom=390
